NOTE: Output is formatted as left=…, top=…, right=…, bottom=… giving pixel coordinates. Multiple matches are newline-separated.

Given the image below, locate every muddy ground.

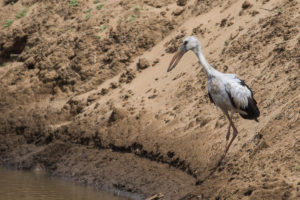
left=0, top=0, right=300, bottom=199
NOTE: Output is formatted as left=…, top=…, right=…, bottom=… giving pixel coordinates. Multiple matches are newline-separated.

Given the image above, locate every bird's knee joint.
left=233, top=130, right=238, bottom=136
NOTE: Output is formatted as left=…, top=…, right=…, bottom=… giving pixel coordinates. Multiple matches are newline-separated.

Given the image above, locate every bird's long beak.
left=167, top=47, right=185, bottom=72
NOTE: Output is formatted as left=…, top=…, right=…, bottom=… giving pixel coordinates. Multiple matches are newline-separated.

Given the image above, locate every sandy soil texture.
left=0, top=0, right=300, bottom=199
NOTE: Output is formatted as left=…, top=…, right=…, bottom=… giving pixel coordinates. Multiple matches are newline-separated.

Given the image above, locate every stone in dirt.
left=108, top=107, right=128, bottom=125
left=242, top=1, right=252, bottom=10
left=119, top=69, right=136, bottom=84
left=176, top=0, right=187, bottom=7
left=137, top=58, right=150, bottom=70
left=172, top=8, right=185, bottom=16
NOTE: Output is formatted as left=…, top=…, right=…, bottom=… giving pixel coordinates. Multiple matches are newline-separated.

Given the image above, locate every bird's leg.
left=225, top=122, right=231, bottom=146
left=217, top=112, right=234, bottom=165
left=225, top=124, right=231, bottom=147
left=224, top=113, right=238, bottom=157
left=225, top=113, right=233, bottom=147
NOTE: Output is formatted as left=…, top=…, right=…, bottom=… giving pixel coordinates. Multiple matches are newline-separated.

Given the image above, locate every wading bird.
left=167, top=36, right=260, bottom=158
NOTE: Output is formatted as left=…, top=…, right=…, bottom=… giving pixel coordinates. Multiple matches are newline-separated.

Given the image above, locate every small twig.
left=10, top=54, right=20, bottom=57
left=260, top=7, right=275, bottom=12
left=277, top=41, right=288, bottom=44
left=146, top=193, right=164, bottom=200
left=230, top=32, right=239, bottom=40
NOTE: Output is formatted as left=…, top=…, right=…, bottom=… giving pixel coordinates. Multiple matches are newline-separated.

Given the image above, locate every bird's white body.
left=168, top=36, right=260, bottom=157
left=208, top=73, right=251, bottom=115
left=208, top=76, right=237, bottom=112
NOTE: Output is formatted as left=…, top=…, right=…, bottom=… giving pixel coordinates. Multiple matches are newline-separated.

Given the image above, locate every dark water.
left=0, top=167, right=130, bottom=200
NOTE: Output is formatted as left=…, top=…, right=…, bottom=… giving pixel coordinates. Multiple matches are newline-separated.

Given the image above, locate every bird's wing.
left=224, top=78, right=252, bottom=109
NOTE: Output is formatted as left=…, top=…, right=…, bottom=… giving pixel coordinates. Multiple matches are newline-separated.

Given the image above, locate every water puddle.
left=0, top=167, right=131, bottom=200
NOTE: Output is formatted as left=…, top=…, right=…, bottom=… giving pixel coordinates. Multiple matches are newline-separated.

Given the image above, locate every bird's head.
left=167, top=36, right=201, bottom=72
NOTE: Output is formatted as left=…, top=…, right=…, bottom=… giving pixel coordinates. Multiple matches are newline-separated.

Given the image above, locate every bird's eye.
left=183, top=41, right=188, bottom=46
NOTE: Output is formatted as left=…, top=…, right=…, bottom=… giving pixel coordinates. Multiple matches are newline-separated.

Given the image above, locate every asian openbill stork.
left=167, top=36, right=260, bottom=159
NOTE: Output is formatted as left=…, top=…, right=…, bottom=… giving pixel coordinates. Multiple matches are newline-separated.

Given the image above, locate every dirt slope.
left=0, top=0, right=299, bottom=199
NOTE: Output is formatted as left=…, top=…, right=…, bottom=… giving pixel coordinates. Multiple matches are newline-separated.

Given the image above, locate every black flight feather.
left=226, top=79, right=260, bottom=122
left=238, top=79, right=260, bottom=121
left=208, top=92, right=215, bottom=104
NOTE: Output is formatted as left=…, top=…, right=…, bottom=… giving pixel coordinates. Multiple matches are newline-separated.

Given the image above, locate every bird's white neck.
left=195, top=49, right=216, bottom=77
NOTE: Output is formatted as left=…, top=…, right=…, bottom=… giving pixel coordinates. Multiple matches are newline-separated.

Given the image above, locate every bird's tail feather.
left=239, top=97, right=260, bottom=121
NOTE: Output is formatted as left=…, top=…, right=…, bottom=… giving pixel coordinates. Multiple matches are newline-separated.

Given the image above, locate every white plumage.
left=168, top=36, right=260, bottom=158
